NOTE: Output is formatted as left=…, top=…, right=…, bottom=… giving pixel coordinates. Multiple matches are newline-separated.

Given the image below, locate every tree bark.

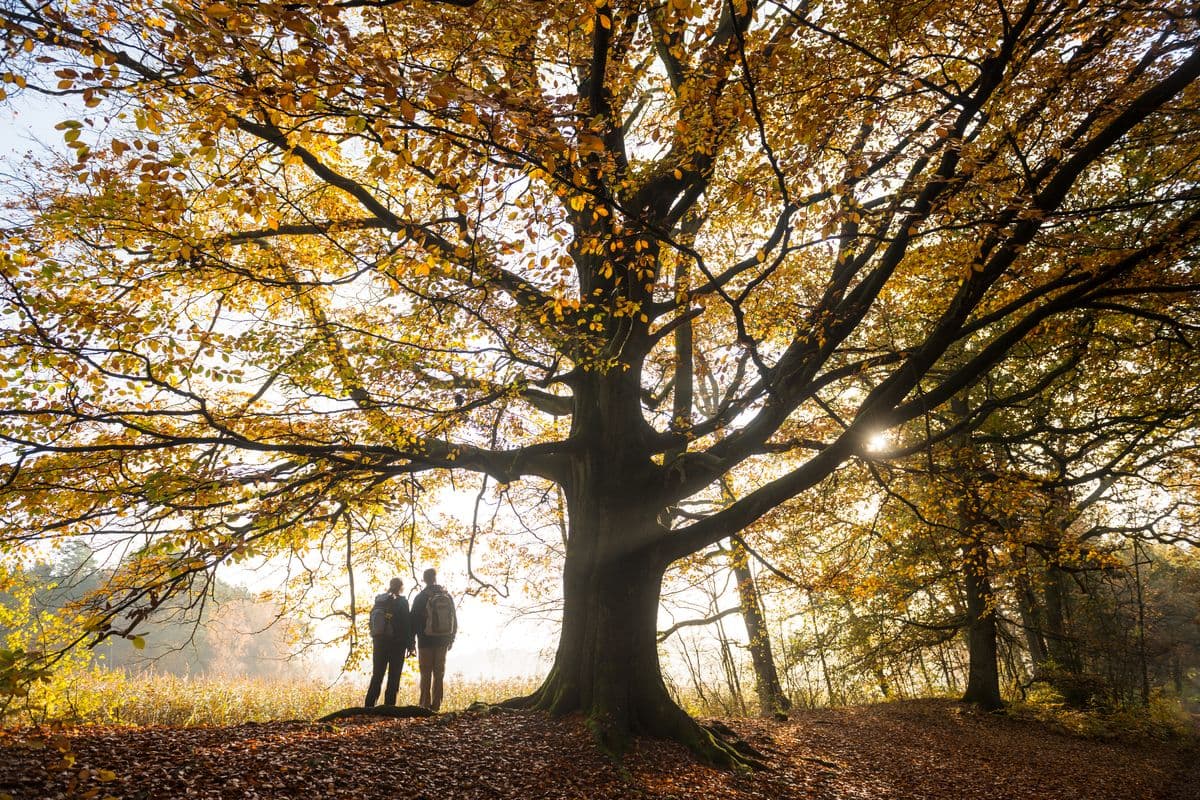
left=948, top=398, right=1004, bottom=711
left=961, top=538, right=1004, bottom=710
left=507, top=537, right=751, bottom=766
left=1016, top=574, right=1050, bottom=669
left=1043, top=565, right=1081, bottom=673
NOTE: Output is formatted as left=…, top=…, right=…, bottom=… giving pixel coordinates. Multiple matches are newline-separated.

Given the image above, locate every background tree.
left=741, top=317, right=1200, bottom=712
left=1, top=0, right=1199, bottom=763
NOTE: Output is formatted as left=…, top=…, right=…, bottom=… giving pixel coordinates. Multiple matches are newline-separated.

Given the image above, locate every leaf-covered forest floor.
left=1, top=699, right=1196, bottom=799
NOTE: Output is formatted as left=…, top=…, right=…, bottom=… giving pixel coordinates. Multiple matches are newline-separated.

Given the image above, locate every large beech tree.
left=2, top=0, right=1199, bottom=763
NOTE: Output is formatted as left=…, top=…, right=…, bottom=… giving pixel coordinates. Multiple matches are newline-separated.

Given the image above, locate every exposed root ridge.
left=503, top=681, right=769, bottom=772
left=498, top=694, right=536, bottom=710
left=702, top=720, right=770, bottom=764
left=317, top=705, right=435, bottom=722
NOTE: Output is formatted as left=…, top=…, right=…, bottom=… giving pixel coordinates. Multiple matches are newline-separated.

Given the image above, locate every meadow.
left=3, top=668, right=542, bottom=727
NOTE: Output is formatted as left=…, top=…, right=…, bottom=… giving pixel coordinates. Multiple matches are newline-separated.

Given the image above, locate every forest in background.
left=4, top=484, right=1198, bottom=733
left=1, top=543, right=299, bottom=676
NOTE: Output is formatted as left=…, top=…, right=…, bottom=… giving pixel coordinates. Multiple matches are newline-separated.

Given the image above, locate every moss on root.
left=585, top=710, right=634, bottom=762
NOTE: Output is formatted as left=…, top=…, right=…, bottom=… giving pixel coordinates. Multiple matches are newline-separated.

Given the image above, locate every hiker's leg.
left=431, top=645, right=447, bottom=712
left=364, top=641, right=387, bottom=707
left=383, top=649, right=403, bottom=705
left=418, top=646, right=434, bottom=709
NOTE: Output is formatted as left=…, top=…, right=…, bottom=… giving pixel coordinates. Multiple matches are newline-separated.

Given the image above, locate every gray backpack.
left=423, top=588, right=456, bottom=637
left=369, top=594, right=392, bottom=638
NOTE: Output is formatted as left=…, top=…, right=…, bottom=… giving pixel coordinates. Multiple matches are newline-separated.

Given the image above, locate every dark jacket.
left=411, top=584, right=456, bottom=649
left=373, top=592, right=414, bottom=653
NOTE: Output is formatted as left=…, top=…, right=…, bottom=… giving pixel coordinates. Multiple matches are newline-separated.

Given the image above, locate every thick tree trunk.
left=498, top=294, right=763, bottom=766
left=948, top=402, right=1003, bottom=711
left=503, top=446, right=757, bottom=766
left=961, top=540, right=1004, bottom=710
left=508, top=541, right=751, bottom=766
left=730, top=543, right=792, bottom=718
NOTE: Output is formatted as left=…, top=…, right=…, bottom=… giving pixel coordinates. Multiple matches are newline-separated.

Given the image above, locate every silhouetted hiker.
left=364, top=577, right=414, bottom=707
left=410, top=568, right=457, bottom=711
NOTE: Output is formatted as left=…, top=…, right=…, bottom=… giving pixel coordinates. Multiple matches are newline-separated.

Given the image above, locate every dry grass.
left=3, top=668, right=544, bottom=727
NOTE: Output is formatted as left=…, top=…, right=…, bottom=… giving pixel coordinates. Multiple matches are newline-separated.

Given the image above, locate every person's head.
left=422, top=568, right=437, bottom=586
left=388, top=577, right=403, bottom=594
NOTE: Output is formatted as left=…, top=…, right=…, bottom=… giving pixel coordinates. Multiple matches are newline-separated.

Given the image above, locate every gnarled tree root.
left=665, top=715, right=769, bottom=771
left=502, top=688, right=769, bottom=772
left=702, top=720, right=769, bottom=764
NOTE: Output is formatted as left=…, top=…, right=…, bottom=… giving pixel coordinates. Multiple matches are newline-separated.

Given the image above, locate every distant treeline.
left=2, top=542, right=303, bottom=679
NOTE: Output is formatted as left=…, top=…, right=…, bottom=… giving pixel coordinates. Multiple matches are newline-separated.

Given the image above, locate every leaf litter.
left=1, top=700, right=1195, bottom=799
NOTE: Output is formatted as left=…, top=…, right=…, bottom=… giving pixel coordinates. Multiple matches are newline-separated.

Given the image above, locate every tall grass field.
left=2, top=668, right=543, bottom=727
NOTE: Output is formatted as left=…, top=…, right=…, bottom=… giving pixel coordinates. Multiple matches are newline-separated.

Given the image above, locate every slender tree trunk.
left=809, top=603, right=838, bottom=705
left=937, top=644, right=956, bottom=692
left=1043, top=565, right=1080, bottom=673
left=918, top=652, right=935, bottom=694
left=680, top=638, right=708, bottom=707
left=715, top=620, right=747, bottom=716
left=1000, top=632, right=1025, bottom=690
left=1133, top=541, right=1151, bottom=707
left=797, top=657, right=816, bottom=709
left=709, top=583, right=747, bottom=715
left=1016, top=575, right=1050, bottom=670
left=730, top=541, right=792, bottom=718
left=873, top=664, right=890, bottom=699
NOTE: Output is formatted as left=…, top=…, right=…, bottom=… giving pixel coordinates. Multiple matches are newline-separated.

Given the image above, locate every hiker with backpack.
left=364, top=577, right=415, bottom=707
left=410, top=567, right=457, bottom=712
